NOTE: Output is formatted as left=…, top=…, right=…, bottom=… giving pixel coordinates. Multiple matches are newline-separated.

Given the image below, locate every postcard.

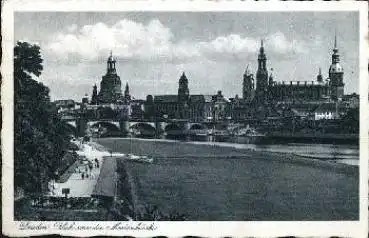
left=2, top=0, right=368, bottom=237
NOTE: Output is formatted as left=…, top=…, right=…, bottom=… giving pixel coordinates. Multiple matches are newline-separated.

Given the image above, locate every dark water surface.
left=96, top=138, right=359, bottom=220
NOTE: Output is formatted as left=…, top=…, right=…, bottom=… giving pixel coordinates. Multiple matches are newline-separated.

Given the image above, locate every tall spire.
left=245, top=64, right=250, bottom=75
left=331, top=32, right=340, bottom=64
left=256, top=38, right=268, bottom=103
left=257, top=39, right=267, bottom=70
left=124, top=81, right=130, bottom=100
left=259, top=39, right=265, bottom=54
left=329, top=30, right=344, bottom=100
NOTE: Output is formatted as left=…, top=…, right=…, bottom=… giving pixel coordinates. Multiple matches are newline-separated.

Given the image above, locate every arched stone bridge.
left=62, top=117, right=210, bottom=137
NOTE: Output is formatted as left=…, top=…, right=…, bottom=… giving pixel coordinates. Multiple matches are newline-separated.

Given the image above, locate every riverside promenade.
left=96, top=137, right=359, bottom=221
left=48, top=141, right=123, bottom=198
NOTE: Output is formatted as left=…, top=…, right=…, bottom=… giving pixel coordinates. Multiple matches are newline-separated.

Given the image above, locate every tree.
left=341, top=107, right=359, bottom=133
left=14, top=41, right=70, bottom=195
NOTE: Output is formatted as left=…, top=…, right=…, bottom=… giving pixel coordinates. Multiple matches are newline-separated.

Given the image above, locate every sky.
left=14, top=12, right=359, bottom=101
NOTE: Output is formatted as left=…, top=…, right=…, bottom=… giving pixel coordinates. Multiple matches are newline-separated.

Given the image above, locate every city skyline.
left=14, top=12, right=359, bottom=101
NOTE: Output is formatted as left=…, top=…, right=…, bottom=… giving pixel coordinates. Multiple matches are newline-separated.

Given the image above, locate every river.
left=96, top=137, right=359, bottom=220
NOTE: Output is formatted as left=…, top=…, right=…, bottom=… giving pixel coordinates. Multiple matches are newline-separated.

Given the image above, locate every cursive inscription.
left=109, top=222, right=157, bottom=231
left=19, top=221, right=157, bottom=232
left=19, top=222, right=49, bottom=230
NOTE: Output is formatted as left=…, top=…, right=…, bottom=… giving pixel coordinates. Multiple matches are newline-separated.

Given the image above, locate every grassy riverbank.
left=97, top=137, right=359, bottom=221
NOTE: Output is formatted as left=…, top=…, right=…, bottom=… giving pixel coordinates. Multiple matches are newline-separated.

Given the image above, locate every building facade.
left=88, top=52, right=131, bottom=105
left=151, top=73, right=228, bottom=122
left=242, top=36, right=344, bottom=104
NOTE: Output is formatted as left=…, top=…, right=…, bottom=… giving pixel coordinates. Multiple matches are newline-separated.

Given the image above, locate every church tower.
left=124, top=82, right=131, bottom=101
left=178, top=72, right=190, bottom=103
left=255, top=40, right=269, bottom=103
left=268, top=70, right=274, bottom=86
left=91, top=84, right=98, bottom=105
left=316, top=68, right=323, bottom=83
left=98, top=51, right=123, bottom=103
left=242, top=65, right=254, bottom=102
left=268, top=70, right=274, bottom=100
left=329, top=33, right=344, bottom=100
left=177, top=72, right=190, bottom=119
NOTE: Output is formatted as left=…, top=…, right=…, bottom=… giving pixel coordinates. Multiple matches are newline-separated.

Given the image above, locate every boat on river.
left=233, top=127, right=265, bottom=137
left=123, top=154, right=154, bottom=163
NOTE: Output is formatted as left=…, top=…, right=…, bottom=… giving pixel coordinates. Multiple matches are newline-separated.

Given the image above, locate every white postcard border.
left=2, top=1, right=368, bottom=237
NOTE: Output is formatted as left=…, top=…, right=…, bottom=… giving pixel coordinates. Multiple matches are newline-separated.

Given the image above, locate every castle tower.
left=316, top=68, right=323, bottom=83
left=328, top=33, right=344, bottom=100
left=268, top=69, right=274, bottom=86
left=268, top=70, right=274, bottom=100
left=255, top=40, right=269, bottom=103
left=98, top=51, right=123, bottom=103
left=124, top=82, right=131, bottom=101
left=91, top=84, right=98, bottom=105
left=178, top=72, right=190, bottom=103
left=243, top=65, right=254, bottom=101
left=177, top=72, right=190, bottom=119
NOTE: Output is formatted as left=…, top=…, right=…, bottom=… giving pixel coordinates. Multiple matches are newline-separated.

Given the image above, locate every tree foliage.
left=14, top=41, right=71, bottom=194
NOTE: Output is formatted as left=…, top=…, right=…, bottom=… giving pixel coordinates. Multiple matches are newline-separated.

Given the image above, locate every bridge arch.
left=130, top=122, right=156, bottom=137
left=189, top=123, right=207, bottom=130
left=63, top=122, right=77, bottom=136
left=89, top=121, right=121, bottom=134
left=130, top=122, right=156, bottom=131
left=165, top=123, right=182, bottom=131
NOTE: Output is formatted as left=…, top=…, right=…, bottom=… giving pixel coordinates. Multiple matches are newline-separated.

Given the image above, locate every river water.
left=130, top=135, right=359, bottom=166
left=96, top=137, right=359, bottom=221
left=188, top=140, right=359, bottom=166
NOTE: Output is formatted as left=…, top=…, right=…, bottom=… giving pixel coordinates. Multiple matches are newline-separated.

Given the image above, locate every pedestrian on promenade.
left=86, top=173, right=89, bottom=179
left=81, top=173, right=84, bottom=180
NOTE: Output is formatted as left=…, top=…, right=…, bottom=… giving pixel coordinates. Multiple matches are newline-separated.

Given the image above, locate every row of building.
left=55, top=34, right=358, bottom=124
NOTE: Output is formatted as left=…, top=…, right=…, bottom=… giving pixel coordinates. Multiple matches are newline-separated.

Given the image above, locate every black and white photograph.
left=2, top=1, right=368, bottom=237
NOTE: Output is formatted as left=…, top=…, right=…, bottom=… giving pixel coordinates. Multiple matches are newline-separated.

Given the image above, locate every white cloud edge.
left=46, top=19, right=308, bottom=63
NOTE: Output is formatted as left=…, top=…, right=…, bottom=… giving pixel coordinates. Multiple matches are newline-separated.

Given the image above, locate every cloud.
left=267, top=32, right=308, bottom=55
left=46, top=19, right=307, bottom=64
left=66, top=24, right=78, bottom=33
